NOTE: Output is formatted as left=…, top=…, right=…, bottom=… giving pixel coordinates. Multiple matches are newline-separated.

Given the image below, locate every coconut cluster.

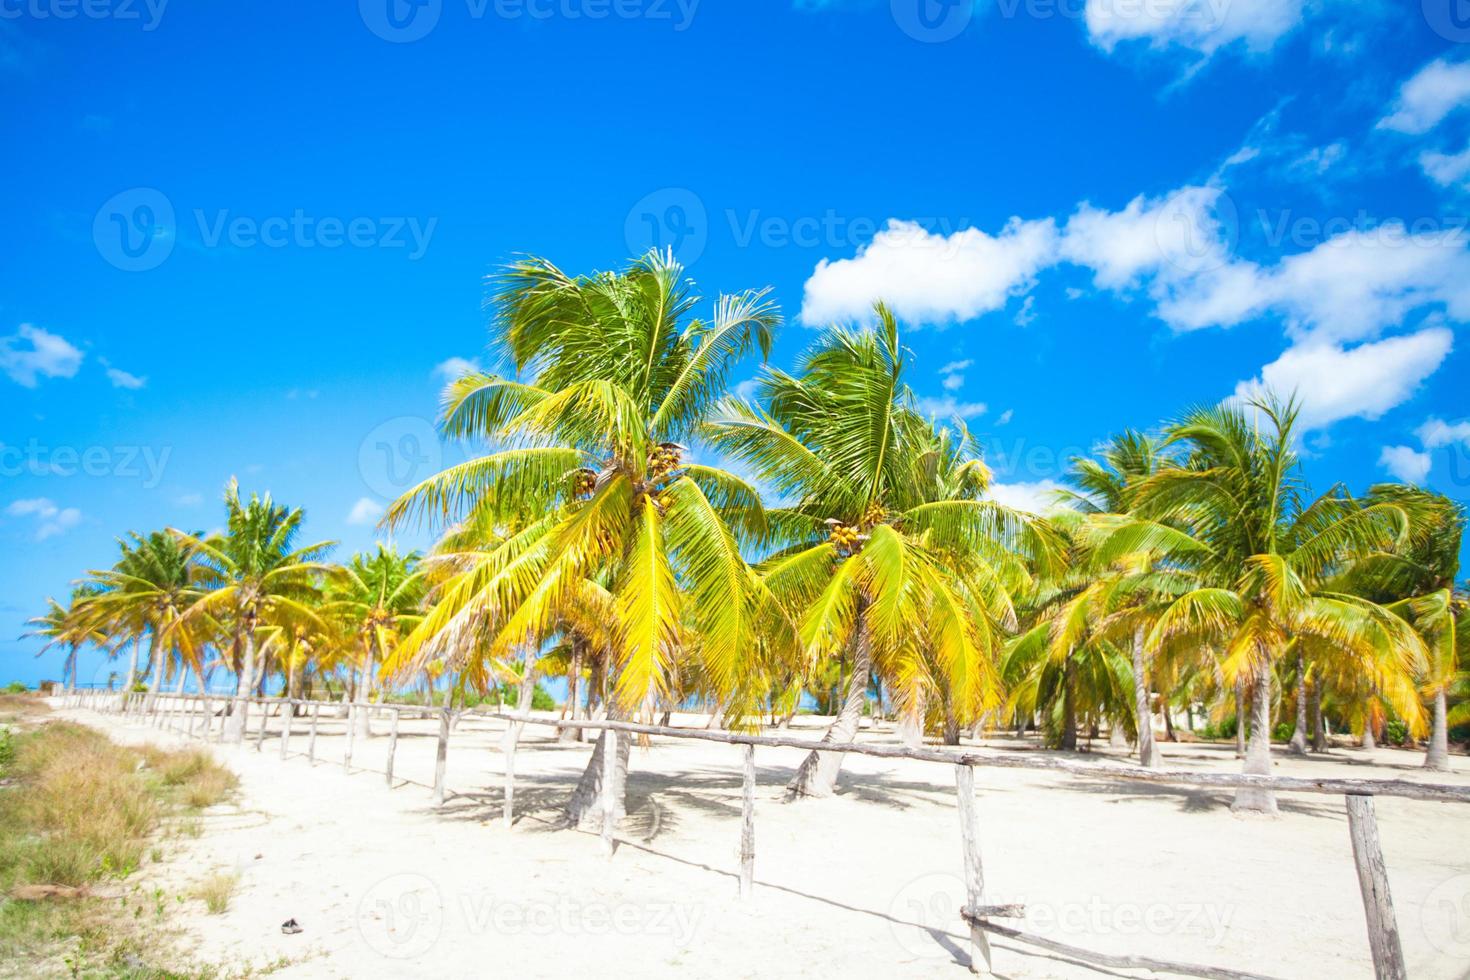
left=828, top=522, right=861, bottom=552
left=648, top=443, right=683, bottom=482
left=573, top=469, right=598, bottom=497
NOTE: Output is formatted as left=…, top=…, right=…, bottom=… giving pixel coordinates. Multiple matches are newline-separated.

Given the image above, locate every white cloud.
left=175, top=492, right=204, bottom=507
left=1420, top=143, right=1470, bottom=189
left=939, top=359, right=972, bottom=374
left=996, top=409, right=1014, bottom=426
left=1378, top=445, right=1431, bottom=483
left=988, top=479, right=1066, bottom=515
left=732, top=377, right=760, bottom=401
left=105, top=366, right=147, bottom=390
left=434, top=356, right=481, bottom=381
left=6, top=498, right=83, bottom=540
left=939, top=358, right=970, bottom=391
left=1232, top=328, right=1453, bottom=431
left=915, top=395, right=987, bottom=420
left=346, top=497, right=384, bottom=526
left=0, top=324, right=84, bottom=388
left=1378, top=58, right=1470, bottom=135
left=799, top=218, right=1057, bottom=326
left=1417, top=416, right=1470, bottom=449
left=1083, top=0, right=1304, bottom=58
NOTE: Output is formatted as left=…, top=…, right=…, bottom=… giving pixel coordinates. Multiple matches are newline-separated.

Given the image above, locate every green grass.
left=191, top=874, right=238, bottom=916
left=0, top=715, right=240, bottom=977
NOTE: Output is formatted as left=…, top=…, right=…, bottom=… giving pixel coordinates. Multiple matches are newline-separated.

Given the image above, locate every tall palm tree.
left=707, top=305, right=1059, bottom=798
left=177, top=479, right=335, bottom=742
left=1348, top=486, right=1466, bottom=771
left=24, top=588, right=104, bottom=692
left=384, top=250, right=785, bottom=825
left=324, top=545, right=426, bottom=735
left=1092, top=397, right=1428, bottom=813
left=85, top=531, right=205, bottom=711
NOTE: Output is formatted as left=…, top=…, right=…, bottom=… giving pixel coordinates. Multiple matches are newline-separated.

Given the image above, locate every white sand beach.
left=51, top=702, right=1470, bottom=980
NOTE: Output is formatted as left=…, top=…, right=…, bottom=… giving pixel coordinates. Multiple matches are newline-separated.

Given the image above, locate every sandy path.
left=53, top=702, right=1470, bottom=980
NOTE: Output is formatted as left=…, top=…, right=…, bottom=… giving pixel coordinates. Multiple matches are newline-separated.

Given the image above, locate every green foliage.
left=1195, top=715, right=1238, bottom=741
left=0, top=726, right=14, bottom=772
left=497, top=683, right=556, bottom=712
left=3, top=682, right=25, bottom=695
left=1385, top=719, right=1410, bottom=746
left=1272, top=722, right=1293, bottom=743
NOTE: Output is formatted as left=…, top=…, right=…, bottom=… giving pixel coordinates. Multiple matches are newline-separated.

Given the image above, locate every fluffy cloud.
left=0, top=324, right=84, bottom=388
left=799, top=218, right=1057, bottom=326
left=939, top=359, right=971, bottom=391
left=988, top=479, right=1067, bottom=515
left=346, top=497, right=385, bottom=526
left=1232, top=328, right=1453, bottom=431
left=1083, top=0, right=1304, bottom=57
left=6, top=498, right=83, bottom=540
left=1420, top=143, right=1470, bottom=190
left=1378, top=445, right=1431, bottom=483
left=434, top=356, right=482, bottom=381
left=1417, top=416, right=1470, bottom=449
left=1378, top=58, right=1470, bottom=135
left=915, top=395, right=987, bottom=420
left=100, top=359, right=147, bottom=390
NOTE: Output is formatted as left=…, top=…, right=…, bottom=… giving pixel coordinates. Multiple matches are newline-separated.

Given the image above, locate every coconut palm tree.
left=1090, top=397, right=1428, bottom=813
left=177, top=479, right=335, bottom=742
left=323, top=545, right=426, bottom=735
left=24, top=588, right=105, bottom=692
left=383, top=250, right=786, bottom=825
left=707, top=305, right=1059, bottom=798
left=84, top=531, right=206, bottom=711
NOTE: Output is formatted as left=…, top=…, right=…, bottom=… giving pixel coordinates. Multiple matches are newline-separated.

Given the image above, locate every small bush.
left=4, top=682, right=26, bottom=695
left=193, top=872, right=238, bottom=915
left=496, top=683, right=556, bottom=711
left=0, top=726, right=14, bottom=772
left=1385, top=719, right=1409, bottom=746
left=1271, top=722, right=1293, bottom=743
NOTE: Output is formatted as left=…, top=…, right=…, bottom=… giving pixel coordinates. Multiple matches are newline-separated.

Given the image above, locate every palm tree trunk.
left=1161, top=702, right=1176, bottom=743
left=899, top=687, right=926, bottom=749
left=1059, top=657, right=1078, bottom=751
left=1424, top=687, right=1450, bottom=772
left=66, top=647, right=78, bottom=692
left=121, top=636, right=142, bottom=710
left=1234, top=677, right=1246, bottom=759
left=355, top=641, right=376, bottom=737
left=145, top=633, right=166, bottom=712
left=786, top=599, right=872, bottom=800
left=559, top=638, right=583, bottom=744
left=1232, top=666, right=1277, bottom=815
left=1288, top=651, right=1309, bottom=756
left=173, top=655, right=188, bottom=695
left=1310, top=679, right=1326, bottom=753
left=1131, top=627, right=1162, bottom=768
left=564, top=707, right=630, bottom=830
left=225, top=626, right=255, bottom=743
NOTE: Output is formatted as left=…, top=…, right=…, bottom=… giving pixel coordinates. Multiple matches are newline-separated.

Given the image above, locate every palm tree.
left=177, top=479, right=335, bottom=742
left=1092, top=397, right=1428, bottom=813
left=24, top=588, right=104, bottom=692
left=85, top=531, right=205, bottom=711
left=324, top=545, right=426, bottom=735
left=1348, top=487, right=1466, bottom=771
left=384, top=250, right=785, bottom=825
left=707, top=305, right=1059, bottom=798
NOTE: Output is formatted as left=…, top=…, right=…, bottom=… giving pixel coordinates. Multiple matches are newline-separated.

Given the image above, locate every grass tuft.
left=193, top=872, right=239, bottom=915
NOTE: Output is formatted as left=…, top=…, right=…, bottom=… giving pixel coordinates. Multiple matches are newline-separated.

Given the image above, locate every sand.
left=47, top=701, right=1470, bottom=979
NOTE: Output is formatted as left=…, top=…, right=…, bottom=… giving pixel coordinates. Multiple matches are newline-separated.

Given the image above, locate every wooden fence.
left=57, top=687, right=1470, bottom=980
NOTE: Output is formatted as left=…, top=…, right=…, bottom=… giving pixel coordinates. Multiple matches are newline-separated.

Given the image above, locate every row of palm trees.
left=27, top=250, right=1468, bottom=821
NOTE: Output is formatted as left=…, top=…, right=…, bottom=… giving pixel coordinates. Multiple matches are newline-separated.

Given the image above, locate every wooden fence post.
left=740, top=743, right=755, bottom=900
left=385, top=708, right=400, bottom=789
left=255, top=699, right=269, bottom=751
left=601, top=729, right=618, bottom=857
left=279, top=700, right=294, bottom=760
left=1346, top=794, right=1407, bottom=980
left=433, top=704, right=451, bottom=807
left=955, top=764, right=994, bottom=976
left=308, top=702, right=320, bottom=765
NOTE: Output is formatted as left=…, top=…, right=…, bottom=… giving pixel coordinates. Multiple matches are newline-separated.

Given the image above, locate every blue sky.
left=3, top=0, right=1469, bottom=687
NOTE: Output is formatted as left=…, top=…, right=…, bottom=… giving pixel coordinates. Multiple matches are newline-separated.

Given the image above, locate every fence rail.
left=55, top=686, right=1456, bottom=980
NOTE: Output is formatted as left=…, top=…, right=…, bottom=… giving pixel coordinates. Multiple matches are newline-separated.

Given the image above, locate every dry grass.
left=193, top=872, right=239, bottom=915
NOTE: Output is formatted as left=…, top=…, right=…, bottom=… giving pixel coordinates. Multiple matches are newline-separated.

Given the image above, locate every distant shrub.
left=1272, top=722, right=1293, bottom=743
left=1385, top=719, right=1409, bottom=746
left=498, top=683, right=556, bottom=712
left=1195, top=716, right=1238, bottom=741
left=4, top=682, right=26, bottom=694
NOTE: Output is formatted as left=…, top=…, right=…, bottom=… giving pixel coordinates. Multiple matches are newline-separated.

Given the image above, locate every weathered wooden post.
left=740, top=743, right=756, bottom=900
left=385, top=708, right=400, bottom=789
left=307, top=702, right=321, bottom=765
left=433, top=703, right=451, bottom=807
left=344, top=701, right=357, bottom=773
left=255, top=699, right=269, bottom=750
left=955, top=764, right=994, bottom=976
left=279, top=699, right=294, bottom=760
left=1346, top=794, right=1407, bottom=980
left=601, top=728, right=618, bottom=857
